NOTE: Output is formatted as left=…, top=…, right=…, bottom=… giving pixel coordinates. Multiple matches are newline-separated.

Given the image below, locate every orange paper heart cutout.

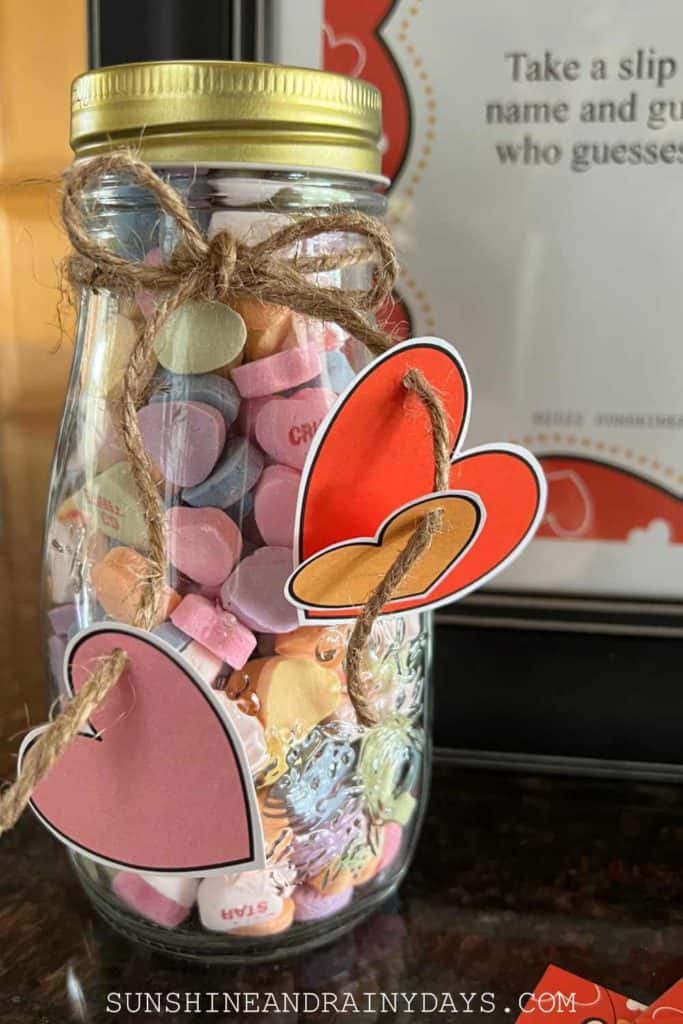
left=288, top=494, right=482, bottom=611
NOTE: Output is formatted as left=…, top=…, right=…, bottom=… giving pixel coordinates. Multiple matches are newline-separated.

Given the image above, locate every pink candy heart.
left=166, top=506, right=242, bottom=587
left=255, top=389, right=336, bottom=470
left=231, top=346, right=321, bottom=398
left=253, top=465, right=301, bottom=547
left=171, top=594, right=256, bottom=669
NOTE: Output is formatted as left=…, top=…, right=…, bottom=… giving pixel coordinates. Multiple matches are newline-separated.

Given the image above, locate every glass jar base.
left=73, top=857, right=407, bottom=964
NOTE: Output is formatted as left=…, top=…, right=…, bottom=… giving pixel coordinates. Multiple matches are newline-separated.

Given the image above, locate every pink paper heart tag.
left=21, top=624, right=265, bottom=876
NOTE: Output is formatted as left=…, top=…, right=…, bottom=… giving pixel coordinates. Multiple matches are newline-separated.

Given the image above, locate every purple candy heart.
left=220, top=546, right=298, bottom=633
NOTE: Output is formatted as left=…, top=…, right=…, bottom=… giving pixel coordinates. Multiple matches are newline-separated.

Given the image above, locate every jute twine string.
left=63, top=152, right=399, bottom=355
left=0, top=150, right=446, bottom=835
left=0, top=651, right=129, bottom=833
left=345, top=369, right=450, bottom=727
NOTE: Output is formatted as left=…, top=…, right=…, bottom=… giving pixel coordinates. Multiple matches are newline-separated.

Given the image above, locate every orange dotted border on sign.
left=389, top=0, right=437, bottom=333
left=514, top=432, right=682, bottom=488
left=389, top=0, right=436, bottom=227
left=400, top=270, right=436, bottom=333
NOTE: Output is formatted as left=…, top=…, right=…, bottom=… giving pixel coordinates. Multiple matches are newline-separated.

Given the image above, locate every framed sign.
left=275, top=0, right=683, bottom=636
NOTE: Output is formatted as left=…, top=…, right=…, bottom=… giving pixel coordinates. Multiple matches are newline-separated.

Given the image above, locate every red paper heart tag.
left=632, top=979, right=683, bottom=1024
left=517, top=965, right=646, bottom=1024
left=20, top=624, right=265, bottom=876
left=287, top=338, right=547, bottom=622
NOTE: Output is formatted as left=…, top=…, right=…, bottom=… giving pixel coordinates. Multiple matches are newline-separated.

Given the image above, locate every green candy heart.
left=75, top=461, right=151, bottom=548
left=358, top=714, right=423, bottom=824
left=153, top=299, right=246, bottom=374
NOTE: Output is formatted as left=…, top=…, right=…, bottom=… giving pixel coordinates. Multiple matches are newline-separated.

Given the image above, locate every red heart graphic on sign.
left=291, top=338, right=546, bottom=620
left=21, top=625, right=264, bottom=875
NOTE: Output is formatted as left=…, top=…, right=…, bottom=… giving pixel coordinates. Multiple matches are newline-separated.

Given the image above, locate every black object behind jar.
left=88, top=0, right=272, bottom=68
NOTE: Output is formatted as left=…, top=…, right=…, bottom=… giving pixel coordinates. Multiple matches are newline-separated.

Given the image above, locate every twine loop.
left=345, top=368, right=450, bottom=727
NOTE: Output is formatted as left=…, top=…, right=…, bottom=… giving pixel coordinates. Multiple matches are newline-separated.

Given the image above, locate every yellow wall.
left=0, top=0, right=86, bottom=413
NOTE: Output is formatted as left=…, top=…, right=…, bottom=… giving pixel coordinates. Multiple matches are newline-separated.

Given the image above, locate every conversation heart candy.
left=273, top=728, right=359, bottom=829
left=253, top=465, right=300, bottom=547
left=197, top=871, right=282, bottom=933
left=151, top=619, right=191, bottom=652
left=231, top=346, right=321, bottom=398
left=113, top=872, right=198, bottom=929
left=346, top=828, right=385, bottom=886
left=255, top=389, right=335, bottom=470
left=150, top=369, right=240, bottom=426
left=48, top=635, right=67, bottom=692
left=166, top=506, right=242, bottom=586
left=56, top=493, right=84, bottom=525
left=137, top=400, right=226, bottom=488
left=171, top=593, right=256, bottom=669
left=225, top=489, right=255, bottom=523
left=308, top=858, right=354, bottom=895
left=274, top=625, right=347, bottom=668
left=183, top=639, right=224, bottom=684
left=231, top=297, right=294, bottom=361
left=258, top=789, right=291, bottom=850
left=92, top=547, right=181, bottom=626
left=254, top=657, right=341, bottom=736
left=220, top=546, right=298, bottom=634
left=289, top=806, right=365, bottom=881
left=226, top=657, right=273, bottom=708
left=48, top=604, right=77, bottom=636
left=182, top=437, right=263, bottom=509
left=181, top=579, right=225, bottom=603
left=82, top=308, right=156, bottom=400
left=153, top=299, right=246, bottom=374
left=237, top=395, right=274, bottom=441
left=232, top=897, right=295, bottom=936
left=214, top=691, right=268, bottom=775
left=318, top=349, right=355, bottom=394
left=292, top=884, right=353, bottom=922
left=76, top=462, right=159, bottom=549
left=377, top=823, right=403, bottom=873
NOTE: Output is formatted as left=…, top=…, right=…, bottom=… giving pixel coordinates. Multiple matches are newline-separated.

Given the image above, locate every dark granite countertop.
left=2, top=759, right=683, bottom=1023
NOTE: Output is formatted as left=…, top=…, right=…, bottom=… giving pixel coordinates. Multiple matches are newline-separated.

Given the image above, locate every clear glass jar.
left=42, top=62, right=432, bottom=962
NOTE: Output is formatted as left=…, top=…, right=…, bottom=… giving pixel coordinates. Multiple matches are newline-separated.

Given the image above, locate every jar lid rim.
left=71, top=61, right=383, bottom=177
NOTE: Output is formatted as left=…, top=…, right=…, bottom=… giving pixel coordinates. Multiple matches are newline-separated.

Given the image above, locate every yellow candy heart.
left=153, top=299, right=246, bottom=374
left=255, top=656, right=341, bottom=739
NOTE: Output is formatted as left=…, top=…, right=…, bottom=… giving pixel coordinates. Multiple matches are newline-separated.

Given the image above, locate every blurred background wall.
left=0, top=0, right=83, bottom=414
left=0, top=0, right=84, bottom=771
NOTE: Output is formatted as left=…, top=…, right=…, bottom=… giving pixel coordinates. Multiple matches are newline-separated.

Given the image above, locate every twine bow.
left=63, top=152, right=399, bottom=355
left=0, top=150, right=447, bottom=835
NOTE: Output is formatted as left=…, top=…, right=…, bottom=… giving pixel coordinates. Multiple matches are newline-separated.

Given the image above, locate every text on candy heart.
left=80, top=491, right=123, bottom=531
left=221, top=901, right=270, bottom=921
left=288, top=419, right=323, bottom=446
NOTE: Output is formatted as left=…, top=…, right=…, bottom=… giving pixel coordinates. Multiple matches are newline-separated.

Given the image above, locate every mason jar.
left=42, top=60, right=432, bottom=962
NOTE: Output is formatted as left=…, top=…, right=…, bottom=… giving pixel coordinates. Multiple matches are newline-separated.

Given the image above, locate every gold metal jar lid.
left=71, top=61, right=382, bottom=177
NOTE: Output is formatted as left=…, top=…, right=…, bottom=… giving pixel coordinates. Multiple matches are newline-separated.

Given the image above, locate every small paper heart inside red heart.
left=26, top=627, right=262, bottom=874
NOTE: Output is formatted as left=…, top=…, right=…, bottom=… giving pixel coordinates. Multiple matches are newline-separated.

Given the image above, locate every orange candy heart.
left=92, top=547, right=180, bottom=626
